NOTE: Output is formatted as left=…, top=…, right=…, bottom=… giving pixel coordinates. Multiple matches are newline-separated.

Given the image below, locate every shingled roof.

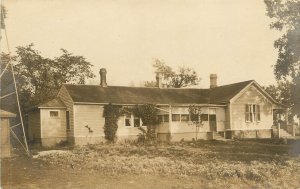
left=63, top=80, right=254, bottom=105
left=38, top=98, right=66, bottom=108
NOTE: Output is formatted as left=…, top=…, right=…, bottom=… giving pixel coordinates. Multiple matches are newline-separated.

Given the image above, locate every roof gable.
left=229, top=81, right=282, bottom=106
left=38, top=98, right=67, bottom=108
left=0, top=109, right=16, bottom=118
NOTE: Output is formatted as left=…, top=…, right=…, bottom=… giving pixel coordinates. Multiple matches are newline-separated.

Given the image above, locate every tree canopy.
left=144, top=59, right=201, bottom=88
left=265, top=0, right=300, bottom=117
left=1, top=44, right=95, bottom=108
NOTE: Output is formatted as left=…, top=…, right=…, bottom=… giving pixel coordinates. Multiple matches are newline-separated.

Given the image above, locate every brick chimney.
left=156, top=72, right=163, bottom=88
left=210, top=74, right=217, bottom=89
left=99, top=68, right=107, bottom=87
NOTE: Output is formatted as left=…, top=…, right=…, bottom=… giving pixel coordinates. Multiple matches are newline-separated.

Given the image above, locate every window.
left=157, top=114, right=170, bottom=123
left=163, top=114, right=169, bottom=122
left=157, top=115, right=163, bottom=123
left=181, top=114, right=189, bottom=122
left=172, top=114, right=180, bottom=122
left=200, top=114, right=209, bottom=121
left=50, top=111, right=59, bottom=118
left=125, top=114, right=131, bottom=126
left=245, top=104, right=261, bottom=122
left=66, top=111, right=70, bottom=130
left=134, top=116, right=141, bottom=127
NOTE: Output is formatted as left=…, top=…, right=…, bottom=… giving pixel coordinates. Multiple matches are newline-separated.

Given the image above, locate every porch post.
left=169, top=105, right=172, bottom=134
left=292, top=123, right=295, bottom=137
left=285, top=108, right=289, bottom=125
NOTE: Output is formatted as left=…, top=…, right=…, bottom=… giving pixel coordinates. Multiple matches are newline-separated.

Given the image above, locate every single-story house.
left=28, top=68, right=287, bottom=146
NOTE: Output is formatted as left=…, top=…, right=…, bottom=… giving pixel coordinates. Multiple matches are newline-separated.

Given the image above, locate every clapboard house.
left=28, top=68, right=287, bottom=146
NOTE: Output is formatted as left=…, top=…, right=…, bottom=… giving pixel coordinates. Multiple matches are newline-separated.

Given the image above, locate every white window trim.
left=124, top=114, right=144, bottom=127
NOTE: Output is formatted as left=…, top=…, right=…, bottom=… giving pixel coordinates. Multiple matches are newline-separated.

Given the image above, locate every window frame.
left=124, top=113, right=132, bottom=127
left=245, top=104, right=261, bottom=123
left=49, top=110, right=60, bottom=118
left=124, top=114, right=144, bottom=127
left=172, top=114, right=181, bottom=122
left=66, top=110, right=70, bottom=130
left=180, top=114, right=190, bottom=122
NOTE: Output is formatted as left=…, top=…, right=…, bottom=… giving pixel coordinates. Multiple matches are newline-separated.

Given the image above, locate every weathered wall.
left=231, top=130, right=271, bottom=139
left=73, top=104, right=105, bottom=139
left=28, top=109, right=41, bottom=140
left=40, top=109, right=67, bottom=146
left=1, top=119, right=10, bottom=157
left=231, top=84, right=273, bottom=131
left=73, top=104, right=144, bottom=145
left=116, top=115, right=146, bottom=138
left=57, top=86, right=74, bottom=141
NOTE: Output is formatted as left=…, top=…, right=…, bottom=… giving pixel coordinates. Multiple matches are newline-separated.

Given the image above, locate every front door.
left=209, top=114, right=217, bottom=132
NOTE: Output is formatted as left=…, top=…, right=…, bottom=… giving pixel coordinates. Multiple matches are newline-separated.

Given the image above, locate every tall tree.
left=144, top=59, right=201, bottom=88
left=265, top=0, right=300, bottom=117
left=1, top=44, right=95, bottom=109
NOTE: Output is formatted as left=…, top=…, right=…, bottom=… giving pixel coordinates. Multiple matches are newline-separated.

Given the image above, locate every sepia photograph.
left=1, top=0, right=300, bottom=188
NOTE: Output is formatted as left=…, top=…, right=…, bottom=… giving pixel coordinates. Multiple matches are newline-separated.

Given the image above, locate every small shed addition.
left=0, top=109, right=16, bottom=158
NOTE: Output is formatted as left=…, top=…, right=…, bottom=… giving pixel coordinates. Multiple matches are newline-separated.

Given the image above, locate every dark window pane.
left=134, top=117, right=140, bottom=127
left=201, top=114, right=208, bottom=121
left=50, top=111, right=59, bottom=117
left=157, top=115, right=163, bottom=123
left=66, top=111, right=70, bottom=130
left=209, top=114, right=216, bottom=121
left=163, top=115, right=169, bottom=122
left=172, top=114, right=180, bottom=121
left=125, top=114, right=131, bottom=126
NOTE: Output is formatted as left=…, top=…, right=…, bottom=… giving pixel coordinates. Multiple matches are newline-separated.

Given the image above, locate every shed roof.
left=38, top=98, right=66, bottom=108
left=0, top=109, right=16, bottom=118
left=63, top=80, right=254, bottom=105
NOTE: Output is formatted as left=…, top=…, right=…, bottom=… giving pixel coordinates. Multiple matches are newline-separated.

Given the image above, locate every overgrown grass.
left=36, top=139, right=300, bottom=188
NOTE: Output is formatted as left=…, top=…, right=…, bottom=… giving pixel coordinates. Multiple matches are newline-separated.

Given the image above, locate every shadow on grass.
left=189, top=138, right=300, bottom=163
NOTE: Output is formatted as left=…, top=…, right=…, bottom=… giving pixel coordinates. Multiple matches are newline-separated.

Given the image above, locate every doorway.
left=209, top=108, right=217, bottom=132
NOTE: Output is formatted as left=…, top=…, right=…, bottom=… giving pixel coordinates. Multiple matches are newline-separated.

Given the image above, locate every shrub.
left=103, top=103, right=123, bottom=142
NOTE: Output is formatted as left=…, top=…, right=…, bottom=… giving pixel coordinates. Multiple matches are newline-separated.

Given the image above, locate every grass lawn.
left=2, top=138, right=300, bottom=189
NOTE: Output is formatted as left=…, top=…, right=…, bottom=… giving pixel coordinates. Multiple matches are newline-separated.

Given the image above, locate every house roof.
left=0, top=109, right=16, bottom=118
left=63, top=80, right=254, bottom=105
left=38, top=98, right=66, bottom=108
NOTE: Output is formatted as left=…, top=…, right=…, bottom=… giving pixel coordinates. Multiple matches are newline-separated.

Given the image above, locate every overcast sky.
left=2, top=0, right=281, bottom=88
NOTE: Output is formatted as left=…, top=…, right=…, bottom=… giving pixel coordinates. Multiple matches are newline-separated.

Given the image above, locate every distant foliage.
left=264, top=0, right=300, bottom=117
left=144, top=59, right=201, bottom=88
left=103, top=104, right=123, bottom=142
left=0, top=44, right=95, bottom=109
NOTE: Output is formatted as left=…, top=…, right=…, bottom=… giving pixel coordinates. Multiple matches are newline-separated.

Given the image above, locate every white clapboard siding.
left=231, top=84, right=273, bottom=130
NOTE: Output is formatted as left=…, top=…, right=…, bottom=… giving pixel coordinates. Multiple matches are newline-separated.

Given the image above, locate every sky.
left=2, top=0, right=281, bottom=88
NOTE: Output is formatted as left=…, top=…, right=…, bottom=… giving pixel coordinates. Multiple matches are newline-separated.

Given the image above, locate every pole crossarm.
left=10, top=127, right=30, bottom=155
left=0, top=61, right=11, bottom=79
left=0, top=91, right=16, bottom=99
left=10, top=123, right=21, bottom=129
